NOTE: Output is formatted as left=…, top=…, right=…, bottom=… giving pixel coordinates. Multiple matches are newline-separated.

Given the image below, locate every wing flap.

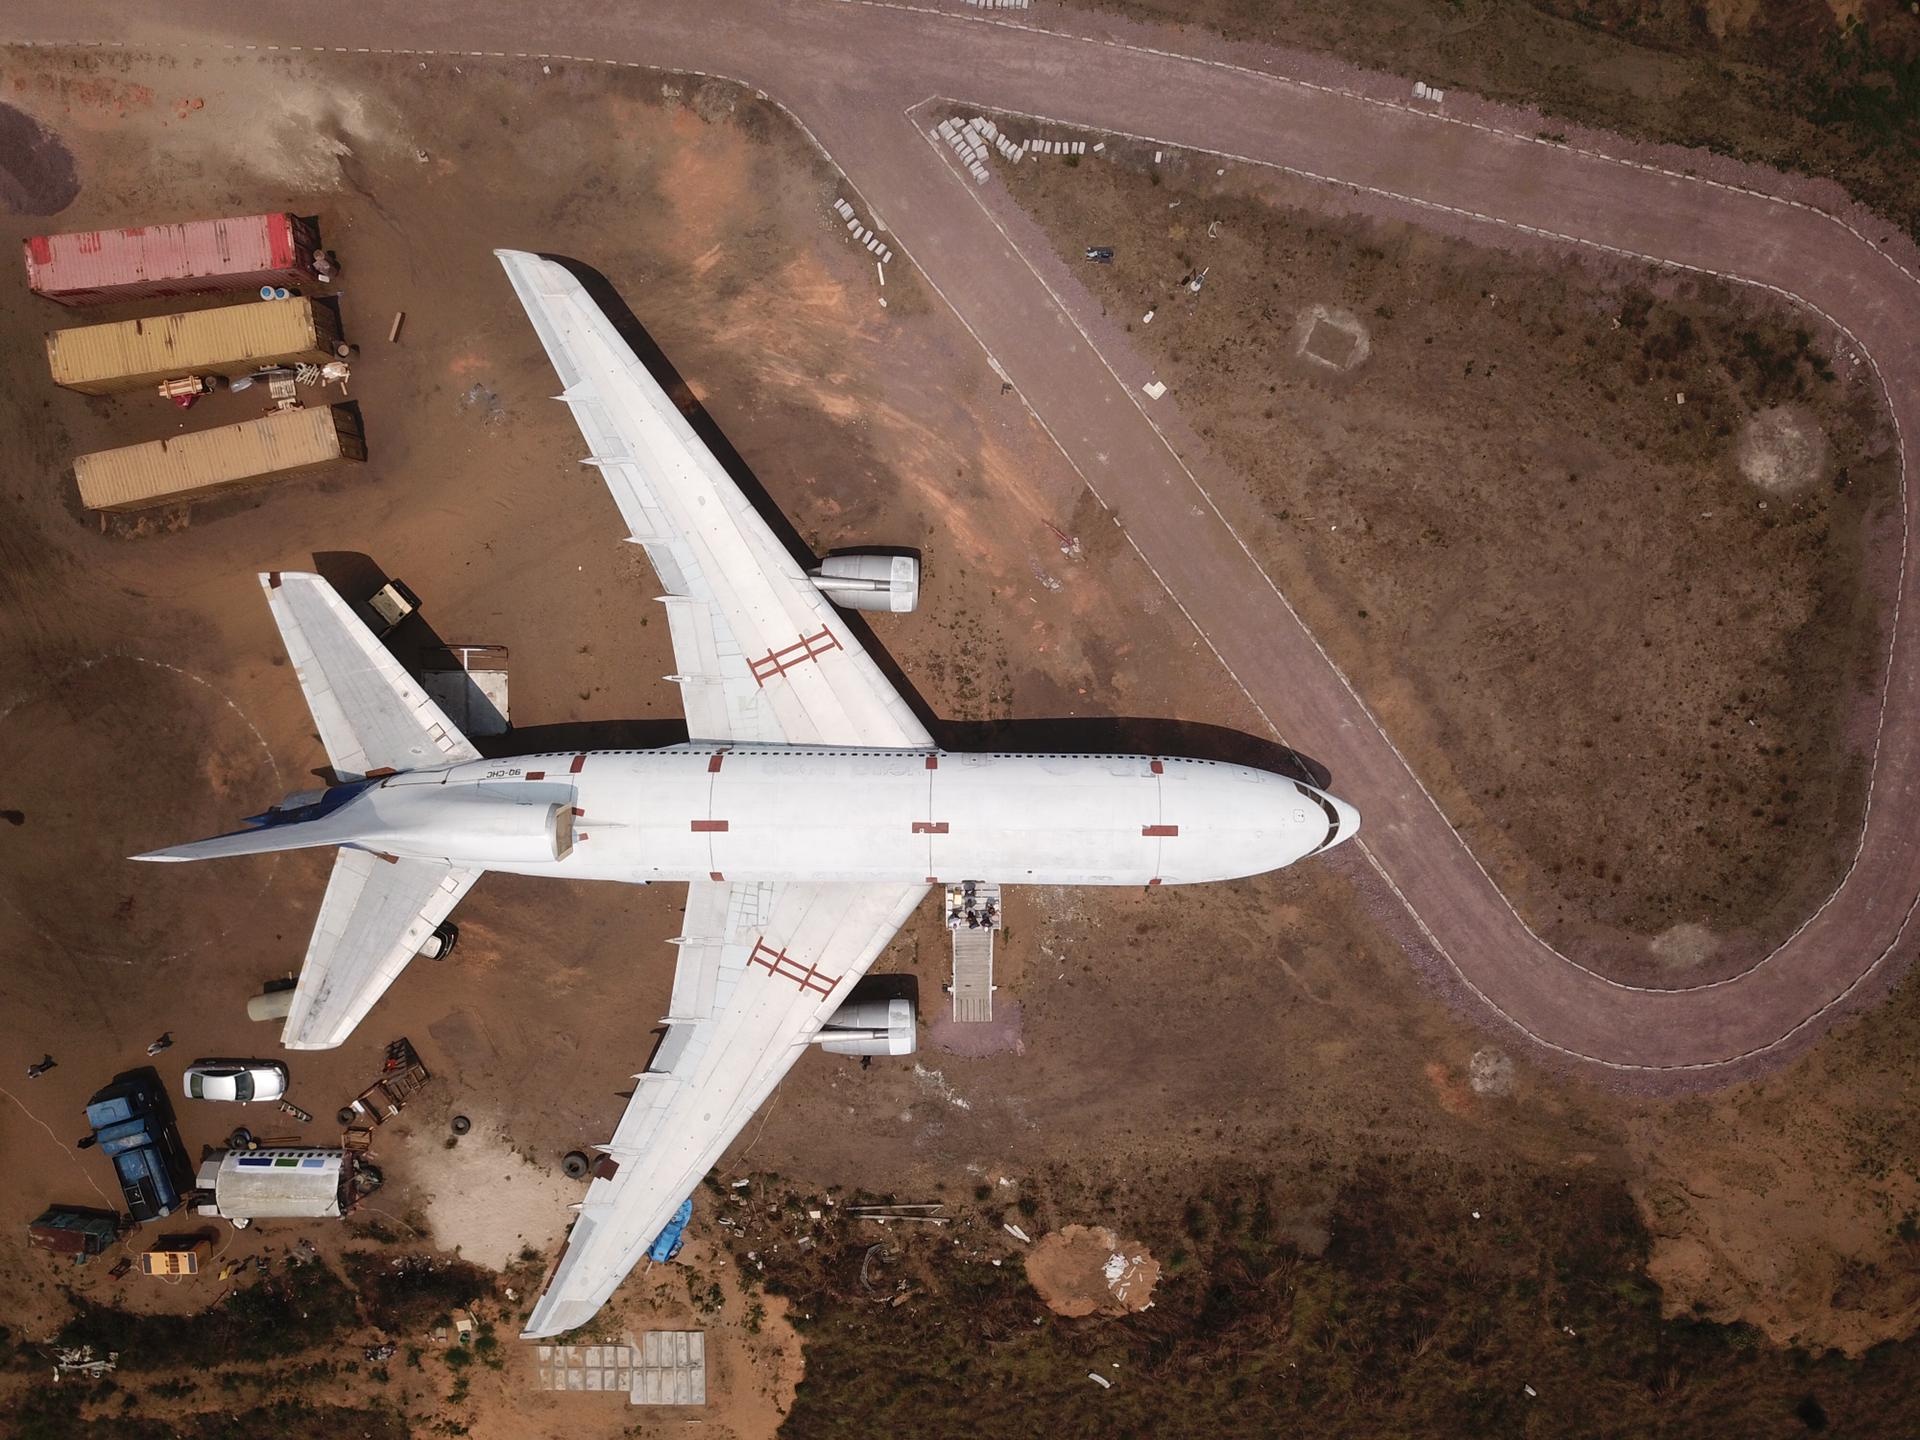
left=280, top=849, right=479, bottom=1050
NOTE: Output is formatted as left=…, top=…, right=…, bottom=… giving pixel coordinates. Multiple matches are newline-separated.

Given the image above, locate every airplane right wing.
left=523, top=877, right=926, bottom=1337
left=280, top=849, right=479, bottom=1050
left=494, top=249, right=931, bottom=750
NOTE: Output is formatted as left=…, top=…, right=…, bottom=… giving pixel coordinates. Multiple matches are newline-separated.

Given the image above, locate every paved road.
left=18, top=0, right=1920, bottom=1076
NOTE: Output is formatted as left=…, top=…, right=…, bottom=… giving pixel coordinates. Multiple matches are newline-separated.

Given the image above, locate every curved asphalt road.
left=17, top=0, right=1920, bottom=1076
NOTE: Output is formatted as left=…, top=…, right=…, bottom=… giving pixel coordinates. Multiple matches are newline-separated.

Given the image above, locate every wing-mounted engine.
left=814, top=986, right=916, bottom=1057
left=808, top=553, right=919, bottom=614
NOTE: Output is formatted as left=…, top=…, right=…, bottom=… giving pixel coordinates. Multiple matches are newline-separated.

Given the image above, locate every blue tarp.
left=647, top=1197, right=694, bottom=1263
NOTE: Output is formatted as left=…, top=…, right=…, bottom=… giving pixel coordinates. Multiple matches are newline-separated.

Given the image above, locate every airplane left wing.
left=494, top=248, right=931, bottom=750
left=523, top=878, right=926, bottom=1338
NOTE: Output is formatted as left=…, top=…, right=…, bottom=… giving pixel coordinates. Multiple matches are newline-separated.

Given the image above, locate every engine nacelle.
left=816, top=995, right=916, bottom=1057
left=808, top=553, right=919, bottom=614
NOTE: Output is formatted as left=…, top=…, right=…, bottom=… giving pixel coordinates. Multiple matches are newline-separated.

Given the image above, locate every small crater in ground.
left=1737, top=405, right=1828, bottom=494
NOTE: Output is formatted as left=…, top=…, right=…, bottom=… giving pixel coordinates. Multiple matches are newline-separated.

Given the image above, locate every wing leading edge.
left=493, top=249, right=931, bottom=750
left=523, top=879, right=926, bottom=1338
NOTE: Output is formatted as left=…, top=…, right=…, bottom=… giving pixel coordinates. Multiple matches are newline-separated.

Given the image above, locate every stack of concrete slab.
left=831, top=197, right=893, bottom=264
left=935, top=117, right=993, bottom=185
left=536, top=1341, right=638, bottom=1394
left=632, top=1331, right=707, bottom=1406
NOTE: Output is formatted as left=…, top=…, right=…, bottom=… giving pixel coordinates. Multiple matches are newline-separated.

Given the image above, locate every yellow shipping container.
left=45, top=298, right=342, bottom=394
left=73, top=404, right=366, bottom=512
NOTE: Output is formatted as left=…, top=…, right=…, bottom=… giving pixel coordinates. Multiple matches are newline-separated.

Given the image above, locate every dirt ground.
left=985, top=119, right=1899, bottom=980
left=1, top=39, right=1919, bottom=1440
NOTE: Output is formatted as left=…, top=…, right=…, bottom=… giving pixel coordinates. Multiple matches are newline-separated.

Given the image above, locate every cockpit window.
left=1294, top=782, right=1344, bottom=855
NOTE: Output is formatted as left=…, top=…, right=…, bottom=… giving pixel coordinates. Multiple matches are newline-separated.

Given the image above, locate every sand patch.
left=1468, top=1047, right=1515, bottom=1096
left=1649, top=921, right=1722, bottom=971
left=1026, top=1224, right=1159, bottom=1317
left=403, top=1123, right=575, bottom=1270
left=1736, top=405, right=1828, bottom=495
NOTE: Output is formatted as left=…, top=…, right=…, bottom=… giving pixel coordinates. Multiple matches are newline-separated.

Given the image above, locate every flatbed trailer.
left=337, top=1038, right=430, bottom=1126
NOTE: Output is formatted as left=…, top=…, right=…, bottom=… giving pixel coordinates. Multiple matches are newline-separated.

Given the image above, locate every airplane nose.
left=1325, top=792, right=1360, bottom=848
left=1291, top=780, right=1360, bottom=855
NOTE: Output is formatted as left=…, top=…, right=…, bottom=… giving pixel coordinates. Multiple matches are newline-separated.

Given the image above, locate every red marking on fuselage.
left=911, top=821, right=950, bottom=834
left=569, top=753, right=587, bottom=774
left=1142, top=824, right=1179, bottom=837
left=691, top=820, right=729, bottom=833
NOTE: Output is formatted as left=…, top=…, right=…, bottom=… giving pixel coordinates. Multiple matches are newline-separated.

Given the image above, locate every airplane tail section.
left=262, top=571, right=481, bottom=782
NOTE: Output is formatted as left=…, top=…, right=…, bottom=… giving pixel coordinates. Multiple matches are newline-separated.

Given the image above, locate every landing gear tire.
left=228, top=1127, right=253, bottom=1150
left=562, top=1150, right=591, bottom=1180
left=450, top=1115, right=472, bottom=1136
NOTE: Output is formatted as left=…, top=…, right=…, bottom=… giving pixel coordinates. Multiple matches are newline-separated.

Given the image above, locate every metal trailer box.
left=27, top=1206, right=122, bottom=1258
left=195, top=1147, right=358, bottom=1223
left=24, top=213, right=319, bottom=307
left=73, top=404, right=365, bottom=512
left=45, top=296, right=341, bottom=394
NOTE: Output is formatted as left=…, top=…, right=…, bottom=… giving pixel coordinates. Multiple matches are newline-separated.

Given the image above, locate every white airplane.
left=137, top=250, right=1359, bottom=1337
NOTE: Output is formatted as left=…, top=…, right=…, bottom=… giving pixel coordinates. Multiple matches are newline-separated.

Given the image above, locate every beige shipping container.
left=74, top=404, right=365, bottom=512
left=45, top=297, right=341, bottom=394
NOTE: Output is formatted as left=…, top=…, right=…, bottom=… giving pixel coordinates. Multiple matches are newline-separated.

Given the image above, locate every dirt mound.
left=1025, top=1224, right=1159, bottom=1317
left=1737, top=405, right=1829, bottom=494
left=0, top=102, right=79, bottom=214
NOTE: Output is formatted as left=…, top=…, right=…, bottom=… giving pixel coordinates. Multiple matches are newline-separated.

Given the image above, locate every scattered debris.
left=1003, top=1222, right=1031, bottom=1243
left=1088, top=1371, right=1112, bottom=1389
left=1142, top=380, right=1167, bottom=400
left=387, top=310, right=406, bottom=344
left=51, top=1345, right=117, bottom=1381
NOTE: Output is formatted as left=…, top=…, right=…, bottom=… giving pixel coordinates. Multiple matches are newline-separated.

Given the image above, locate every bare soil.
left=988, top=125, right=1899, bottom=976
left=3, top=39, right=1920, bottom=1440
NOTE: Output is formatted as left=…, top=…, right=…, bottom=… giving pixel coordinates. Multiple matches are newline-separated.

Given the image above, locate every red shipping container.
left=23, top=212, right=319, bottom=306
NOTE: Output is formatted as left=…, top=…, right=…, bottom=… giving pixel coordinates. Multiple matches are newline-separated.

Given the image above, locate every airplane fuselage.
left=313, top=746, right=1357, bottom=887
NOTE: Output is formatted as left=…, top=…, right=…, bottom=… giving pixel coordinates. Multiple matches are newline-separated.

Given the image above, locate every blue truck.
left=85, top=1074, right=191, bottom=1224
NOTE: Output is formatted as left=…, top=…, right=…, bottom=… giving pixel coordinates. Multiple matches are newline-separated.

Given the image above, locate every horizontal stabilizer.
left=262, top=571, right=482, bottom=781
left=133, top=821, right=354, bottom=864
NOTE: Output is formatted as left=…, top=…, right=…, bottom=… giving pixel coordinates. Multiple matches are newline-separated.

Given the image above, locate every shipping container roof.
left=25, top=213, right=296, bottom=294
